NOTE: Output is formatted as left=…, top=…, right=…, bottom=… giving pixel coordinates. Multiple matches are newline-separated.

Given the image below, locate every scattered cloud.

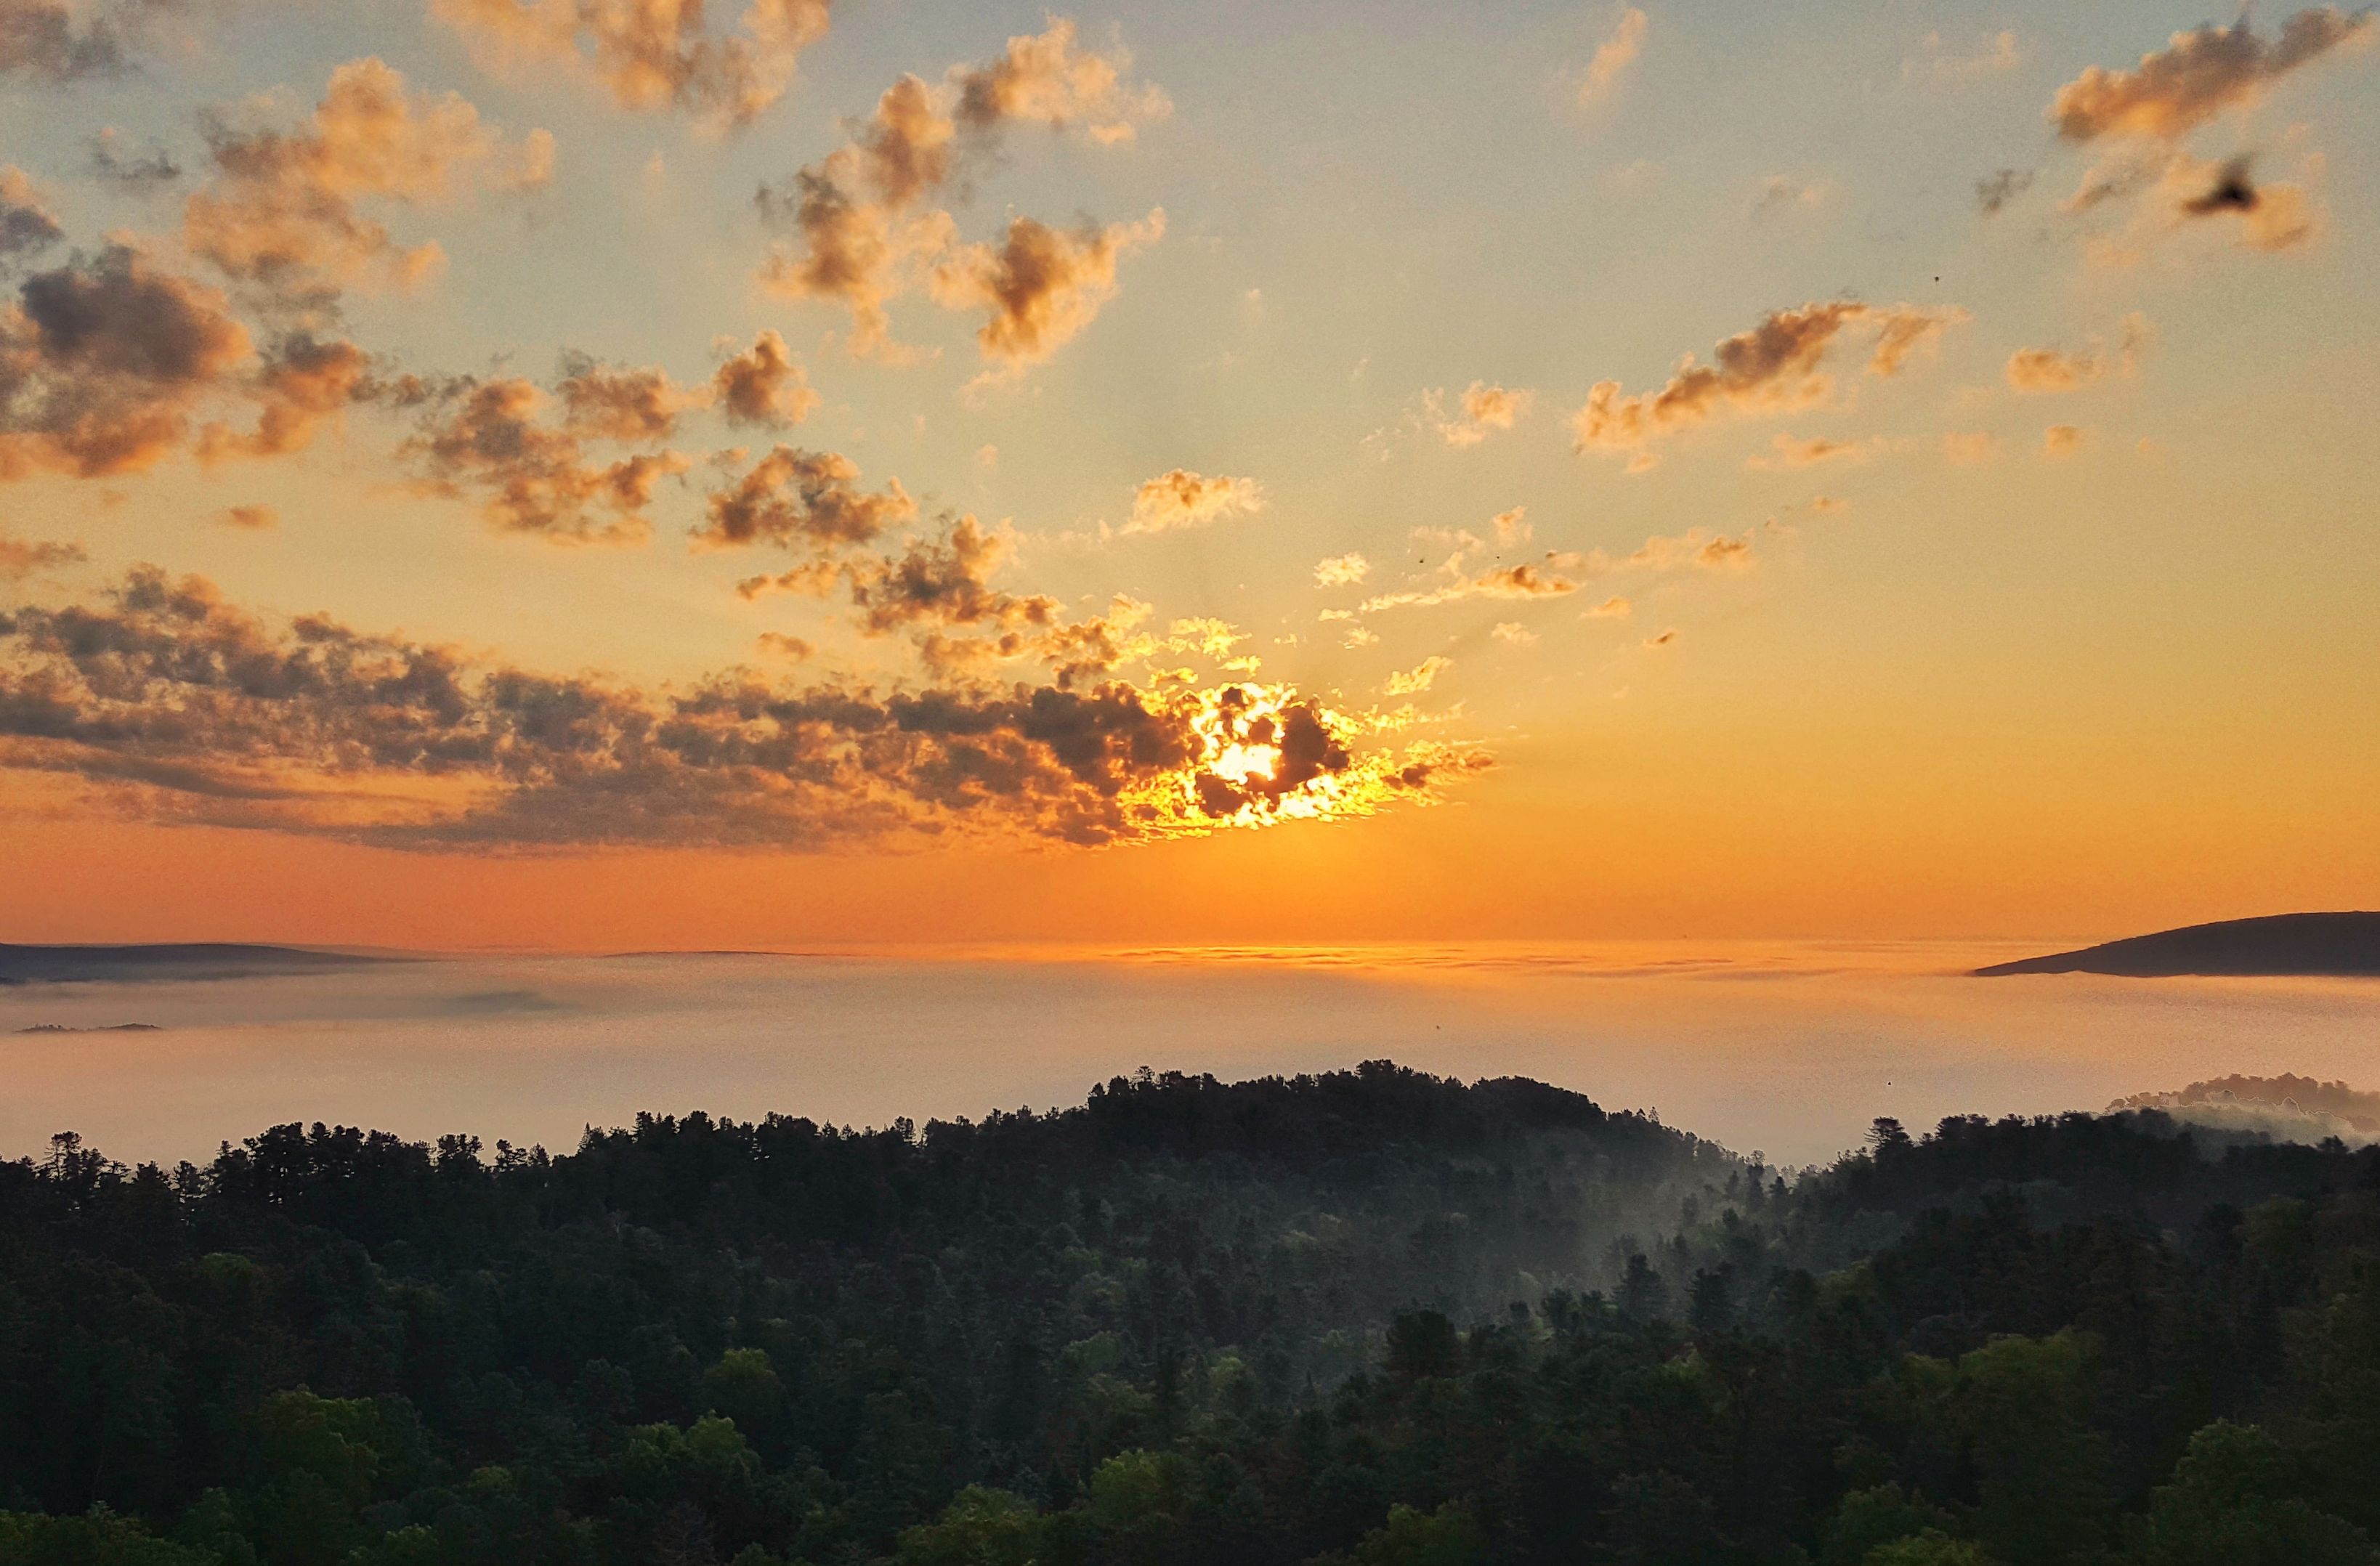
left=712, top=329, right=818, bottom=427
left=1383, top=656, right=1452, bottom=697
left=2049, top=9, right=2371, bottom=143
left=1314, top=552, right=1369, bottom=588
left=2005, top=346, right=2097, bottom=394
left=694, top=445, right=913, bottom=553
left=89, top=129, right=182, bottom=191
left=1428, top=380, right=1533, bottom=446
left=1491, top=622, right=1537, bottom=646
left=1121, top=467, right=1264, bottom=536
left=1907, top=29, right=2021, bottom=86
left=1643, top=628, right=1677, bottom=648
left=433, top=0, right=832, bottom=131
left=2043, top=423, right=2087, bottom=455
left=1584, top=596, right=1631, bottom=619
left=405, top=377, right=691, bottom=543
left=0, top=245, right=255, bottom=479
left=929, top=209, right=1165, bottom=377
left=0, top=529, right=83, bottom=577
left=756, top=20, right=1166, bottom=363
left=1571, top=300, right=1965, bottom=458
left=217, top=503, right=276, bottom=529
left=1943, top=430, right=1999, bottom=466
left=754, top=631, right=812, bottom=660
left=1577, top=7, right=1647, bottom=104
left=183, top=57, right=553, bottom=308
left=1747, top=432, right=1879, bottom=470
left=1975, top=167, right=2033, bottom=216
left=1752, top=175, right=1831, bottom=219
left=0, top=166, right=63, bottom=261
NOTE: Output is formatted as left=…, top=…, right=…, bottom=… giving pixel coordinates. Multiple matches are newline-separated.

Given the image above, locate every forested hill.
left=2, top=1065, right=2378, bottom=1566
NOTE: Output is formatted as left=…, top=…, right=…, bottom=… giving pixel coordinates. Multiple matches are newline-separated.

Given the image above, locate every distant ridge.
left=1975, top=912, right=2380, bottom=978
left=0, top=943, right=392, bottom=986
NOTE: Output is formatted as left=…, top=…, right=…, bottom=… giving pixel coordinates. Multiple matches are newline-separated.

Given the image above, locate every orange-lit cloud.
left=1122, top=467, right=1265, bottom=536
left=184, top=57, right=552, bottom=304
left=1577, top=7, right=1646, bottom=104
left=1314, top=553, right=1370, bottom=588
left=0, top=246, right=254, bottom=479
left=0, top=528, right=82, bottom=577
left=1430, top=381, right=1533, bottom=446
left=434, top=0, right=832, bottom=130
left=2049, top=8, right=2370, bottom=143
left=2044, top=423, right=2088, bottom=455
left=713, top=329, right=818, bottom=427
left=0, top=566, right=1478, bottom=848
left=694, top=445, right=914, bottom=552
left=1747, top=432, right=1878, bottom=470
left=930, top=210, right=1165, bottom=376
left=406, top=377, right=691, bottom=542
left=1571, top=300, right=1964, bottom=456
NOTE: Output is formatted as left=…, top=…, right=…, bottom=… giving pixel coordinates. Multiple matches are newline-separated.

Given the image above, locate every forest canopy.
left=1, top=1062, right=2376, bottom=1565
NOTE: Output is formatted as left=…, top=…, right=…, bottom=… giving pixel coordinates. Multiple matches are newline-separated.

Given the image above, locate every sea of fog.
left=7, top=942, right=2379, bottom=1169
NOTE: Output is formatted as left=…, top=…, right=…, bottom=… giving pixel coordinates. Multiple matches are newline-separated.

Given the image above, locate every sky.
left=0, top=0, right=2374, bottom=949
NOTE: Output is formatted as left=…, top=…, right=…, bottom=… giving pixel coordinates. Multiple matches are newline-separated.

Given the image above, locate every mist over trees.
left=1, top=1062, right=2375, bottom=1565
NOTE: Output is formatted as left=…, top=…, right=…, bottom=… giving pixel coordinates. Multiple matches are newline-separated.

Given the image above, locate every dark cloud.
left=0, top=168, right=63, bottom=261
left=556, top=354, right=697, bottom=442
left=2050, top=9, right=2371, bottom=143
left=198, top=333, right=371, bottom=463
left=2182, top=154, right=2260, bottom=214
left=0, top=567, right=1455, bottom=849
left=89, top=129, right=182, bottom=190
left=847, top=514, right=1057, bottom=636
left=0, top=243, right=254, bottom=479
left=1975, top=167, right=2033, bottom=216
left=0, top=0, right=133, bottom=81
left=406, top=377, right=690, bottom=543
left=694, top=445, right=914, bottom=551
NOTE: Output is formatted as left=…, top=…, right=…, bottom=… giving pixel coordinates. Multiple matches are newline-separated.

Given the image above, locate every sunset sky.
left=0, top=0, right=2374, bottom=949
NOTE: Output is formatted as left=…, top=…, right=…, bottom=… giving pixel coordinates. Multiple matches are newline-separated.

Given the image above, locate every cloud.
left=433, top=0, right=831, bottom=131
left=556, top=355, right=700, bottom=442
left=1383, top=656, right=1451, bottom=696
left=1975, top=167, right=2033, bottom=216
left=713, top=328, right=817, bottom=427
left=694, top=445, right=914, bottom=552
left=2005, top=346, right=2098, bottom=394
left=216, top=503, right=275, bottom=529
left=0, top=0, right=222, bottom=82
left=754, top=631, right=811, bottom=660
left=1314, top=552, right=1369, bottom=588
left=2173, top=153, right=2320, bottom=250
left=1943, top=431, right=1999, bottom=466
left=2043, top=423, right=2087, bottom=455
left=184, top=57, right=553, bottom=307
left=1577, top=7, right=1647, bottom=103
left=1120, top=467, right=1264, bottom=536
left=1360, top=558, right=1584, bottom=613
left=929, top=209, right=1165, bottom=376
left=197, top=333, right=371, bottom=463
left=1752, top=175, right=1831, bottom=219
left=756, top=21, right=1165, bottom=362
left=0, top=529, right=83, bottom=577
left=1429, top=381, right=1533, bottom=446
left=950, top=15, right=1172, bottom=142
left=0, top=166, right=63, bottom=261
left=1571, top=300, right=1965, bottom=456
left=0, top=244, right=255, bottom=479
left=2049, top=9, right=2371, bottom=143
left=1490, top=622, right=1537, bottom=646
left=1643, top=628, right=1677, bottom=648
left=1584, top=596, right=1631, bottom=618
left=1747, top=432, right=1878, bottom=470
left=406, top=377, right=691, bottom=542
left=1908, top=29, right=2021, bottom=85
left=88, top=129, right=180, bottom=190
left=1, top=565, right=1486, bottom=847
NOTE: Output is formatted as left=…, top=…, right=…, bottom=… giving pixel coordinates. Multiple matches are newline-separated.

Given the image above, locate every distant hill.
left=1974, top=911, right=2380, bottom=977
left=0, top=943, right=391, bottom=985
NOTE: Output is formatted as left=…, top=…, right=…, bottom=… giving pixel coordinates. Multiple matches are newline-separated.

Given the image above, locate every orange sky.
left=1, top=1, right=2376, bottom=946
